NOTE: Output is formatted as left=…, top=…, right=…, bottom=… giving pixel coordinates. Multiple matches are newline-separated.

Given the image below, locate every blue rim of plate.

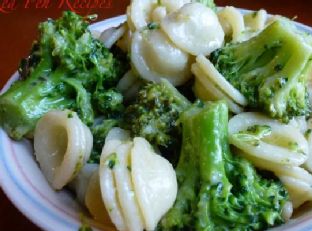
left=1, top=12, right=312, bottom=231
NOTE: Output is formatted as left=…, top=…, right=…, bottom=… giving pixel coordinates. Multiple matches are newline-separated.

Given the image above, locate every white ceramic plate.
left=1, top=13, right=312, bottom=231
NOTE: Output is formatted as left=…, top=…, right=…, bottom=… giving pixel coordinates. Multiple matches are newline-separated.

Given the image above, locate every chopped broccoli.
left=123, top=79, right=191, bottom=149
left=210, top=19, right=312, bottom=121
left=92, top=88, right=124, bottom=118
left=159, top=101, right=288, bottom=230
left=0, top=11, right=126, bottom=139
left=88, top=119, right=119, bottom=164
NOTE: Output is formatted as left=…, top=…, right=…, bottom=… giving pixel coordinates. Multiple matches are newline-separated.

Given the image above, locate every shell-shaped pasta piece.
left=218, top=6, right=245, bottom=42
left=161, top=3, right=224, bottom=55
left=131, top=30, right=192, bottom=86
left=279, top=176, right=312, bottom=208
left=195, top=55, right=247, bottom=106
left=117, top=69, right=143, bottom=101
left=101, top=127, right=131, bottom=159
left=99, top=128, right=130, bottom=231
left=113, top=143, right=144, bottom=231
left=129, top=0, right=157, bottom=30
left=228, top=112, right=308, bottom=166
left=243, top=154, right=312, bottom=185
left=116, top=29, right=132, bottom=53
left=70, top=163, right=98, bottom=205
left=34, top=110, right=93, bottom=190
left=161, top=0, right=190, bottom=12
left=131, top=137, right=177, bottom=231
left=244, top=9, right=267, bottom=31
left=100, top=159, right=127, bottom=231
left=152, top=6, right=167, bottom=22
left=281, top=201, right=293, bottom=222
left=85, top=170, right=113, bottom=226
left=99, top=23, right=127, bottom=49
left=192, top=63, right=244, bottom=114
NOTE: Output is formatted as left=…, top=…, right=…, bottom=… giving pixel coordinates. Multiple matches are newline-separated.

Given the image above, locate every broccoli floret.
left=159, top=101, right=288, bottom=230
left=92, top=88, right=124, bottom=118
left=123, top=79, right=191, bottom=149
left=88, top=119, right=119, bottom=164
left=0, top=11, right=126, bottom=139
left=210, top=20, right=312, bottom=121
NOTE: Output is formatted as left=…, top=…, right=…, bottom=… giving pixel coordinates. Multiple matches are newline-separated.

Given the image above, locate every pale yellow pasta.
left=195, top=55, right=247, bottom=106
left=71, top=163, right=98, bottom=205
left=116, top=28, right=132, bottom=53
left=244, top=9, right=267, bottom=31
left=160, top=0, right=190, bottom=12
left=218, top=6, right=245, bottom=42
left=152, top=6, right=167, bottom=22
left=229, top=112, right=312, bottom=208
left=129, top=0, right=157, bottom=30
left=192, top=64, right=244, bottom=114
left=279, top=176, right=312, bottom=208
left=161, top=3, right=224, bottom=55
left=99, top=23, right=127, bottom=49
left=85, top=169, right=113, bottom=225
left=131, top=137, right=177, bottom=230
left=113, top=143, right=145, bottom=231
left=131, top=30, right=192, bottom=86
left=99, top=128, right=130, bottom=231
left=281, top=201, right=293, bottom=222
left=34, top=110, right=93, bottom=190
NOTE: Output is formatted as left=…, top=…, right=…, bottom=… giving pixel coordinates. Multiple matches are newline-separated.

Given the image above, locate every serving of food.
left=1, top=0, right=312, bottom=230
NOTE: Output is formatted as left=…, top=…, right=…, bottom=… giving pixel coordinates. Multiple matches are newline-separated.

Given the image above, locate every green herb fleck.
left=147, top=22, right=160, bottom=30
left=106, top=153, right=118, bottom=169
left=233, top=125, right=272, bottom=146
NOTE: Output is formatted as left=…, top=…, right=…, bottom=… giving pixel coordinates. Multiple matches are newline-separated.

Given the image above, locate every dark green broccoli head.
left=160, top=101, right=288, bottom=230
left=92, top=88, right=124, bottom=118
left=1, top=11, right=127, bottom=139
left=123, top=79, right=190, bottom=148
left=210, top=19, right=312, bottom=121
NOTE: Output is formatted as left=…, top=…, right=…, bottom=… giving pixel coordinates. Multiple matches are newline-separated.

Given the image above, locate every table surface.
left=1, top=0, right=312, bottom=230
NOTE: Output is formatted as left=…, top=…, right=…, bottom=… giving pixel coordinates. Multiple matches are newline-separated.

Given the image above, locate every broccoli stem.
left=159, top=101, right=288, bottom=230
left=0, top=61, right=74, bottom=139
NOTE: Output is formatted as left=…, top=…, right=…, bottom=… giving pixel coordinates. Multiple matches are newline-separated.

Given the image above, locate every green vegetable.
left=210, top=20, right=312, bottom=121
left=232, top=125, right=272, bottom=146
left=123, top=78, right=190, bottom=149
left=0, top=11, right=126, bottom=139
left=88, top=119, right=119, bottom=164
left=159, top=101, right=288, bottom=230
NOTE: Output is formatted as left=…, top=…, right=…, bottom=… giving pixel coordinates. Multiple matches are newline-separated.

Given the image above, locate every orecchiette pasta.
left=117, top=69, right=143, bottom=101
left=228, top=112, right=312, bottom=208
left=99, top=23, right=127, bottom=49
left=195, top=55, right=247, bottom=106
left=152, top=6, right=167, bottom=22
left=192, top=58, right=244, bottom=114
left=160, top=0, right=190, bottom=12
left=34, top=110, right=93, bottom=190
left=99, top=128, right=130, bottom=231
left=131, top=137, right=177, bottom=230
left=85, top=169, right=113, bottom=225
left=244, top=9, right=268, bottom=32
left=99, top=128, right=177, bottom=231
left=161, top=3, right=224, bottom=56
left=128, top=0, right=157, bottom=30
left=131, top=29, right=192, bottom=86
left=218, top=6, right=245, bottom=42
